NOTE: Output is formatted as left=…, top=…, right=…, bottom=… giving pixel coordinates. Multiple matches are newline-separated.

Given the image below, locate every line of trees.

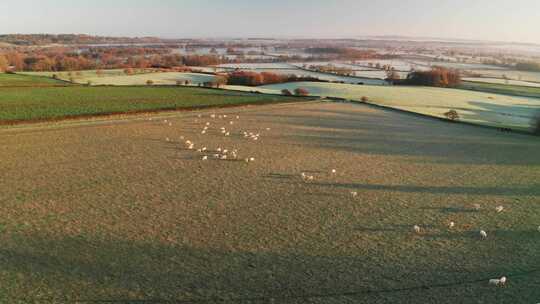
left=400, top=68, right=461, bottom=87
left=226, top=71, right=324, bottom=86
left=0, top=48, right=233, bottom=72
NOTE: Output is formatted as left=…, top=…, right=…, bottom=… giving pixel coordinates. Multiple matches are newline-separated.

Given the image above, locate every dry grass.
left=0, top=102, right=539, bottom=303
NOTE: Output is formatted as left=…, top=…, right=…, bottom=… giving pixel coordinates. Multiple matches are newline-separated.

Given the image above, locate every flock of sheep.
left=158, top=111, right=540, bottom=290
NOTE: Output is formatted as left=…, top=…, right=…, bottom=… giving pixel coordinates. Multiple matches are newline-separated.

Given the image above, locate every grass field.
left=460, top=81, right=540, bottom=99
left=0, top=73, right=69, bottom=87
left=19, top=70, right=217, bottom=86
left=0, top=86, right=302, bottom=123
left=258, top=82, right=540, bottom=131
left=0, top=102, right=538, bottom=303
left=463, top=77, right=540, bottom=88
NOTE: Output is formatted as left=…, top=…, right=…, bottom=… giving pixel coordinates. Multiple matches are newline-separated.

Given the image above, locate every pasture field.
left=217, top=63, right=387, bottom=85
left=0, top=86, right=302, bottom=123
left=19, top=69, right=139, bottom=80
left=468, top=69, right=540, bottom=83
left=258, top=82, right=540, bottom=131
left=0, top=102, right=539, bottom=303
left=460, top=81, right=540, bottom=99
left=20, top=71, right=217, bottom=86
left=0, top=73, right=69, bottom=87
left=463, top=77, right=540, bottom=88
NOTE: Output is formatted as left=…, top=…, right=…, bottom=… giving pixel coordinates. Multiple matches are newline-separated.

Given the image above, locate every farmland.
left=20, top=70, right=218, bottom=86
left=1, top=101, right=538, bottom=303
left=460, top=81, right=540, bottom=99
left=463, top=78, right=540, bottom=88
left=258, top=82, right=540, bottom=131
left=0, top=86, right=302, bottom=123
left=0, top=73, right=69, bottom=87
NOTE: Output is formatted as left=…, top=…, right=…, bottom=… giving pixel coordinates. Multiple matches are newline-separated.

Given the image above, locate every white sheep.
left=489, top=276, right=507, bottom=287
left=413, top=225, right=421, bottom=234
left=495, top=206, right=504, bottom=213
left=350, top=191, right=358, bottom=197
left=449, top=221, right=455, bottom=229
left=480, top=230, right=488, bottom=239
left=202, top=156, right=208, bottom=161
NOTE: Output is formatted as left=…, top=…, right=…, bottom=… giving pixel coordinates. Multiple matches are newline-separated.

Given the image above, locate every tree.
left=214, top=75, right=228, bottom=88
left=406, top=68, right=461, bottom=88
left=294, top=88, right=309, bottom=96
left=281, top=89, right=292, bottom=96
left=385, top=70, right=401, bottom=83
left=444, top=110, right=460, bottom=121
left=0, top=55, right=8, bottom=72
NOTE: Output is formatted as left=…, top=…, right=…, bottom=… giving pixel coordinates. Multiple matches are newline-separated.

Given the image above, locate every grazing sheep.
left=331, top=169, right=337, bottom=174
left=495, top=206, right=504, bottom=213
left=350, top=191, right=358, bottom=197
left=489, top=276, right=507, bottom=287
left=449, top=221, right=455, bottom=229
left=413, top=225, right=421, bottom=234
left=202, top=156, right=208, bottom=161
left=480, top=230, right=488, bottom=239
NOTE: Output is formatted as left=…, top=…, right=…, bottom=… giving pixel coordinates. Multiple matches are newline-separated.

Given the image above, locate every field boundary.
left=0, top=98, right=319, bottom=130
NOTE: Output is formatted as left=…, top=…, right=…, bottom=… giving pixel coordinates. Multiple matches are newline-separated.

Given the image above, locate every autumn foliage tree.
left=405, top=68, right=461, bottom=87
left=0, top=55, right=8, bottom=72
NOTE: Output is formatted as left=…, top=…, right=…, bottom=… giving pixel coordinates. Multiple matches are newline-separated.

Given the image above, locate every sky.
left=1, top=0, right=539, bottom=44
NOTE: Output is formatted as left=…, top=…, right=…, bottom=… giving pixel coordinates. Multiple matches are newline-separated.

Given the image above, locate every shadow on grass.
left=309, top=182, right=540, bottom=196
left=420, top=207, right=480, bottom=214
left=254, top=105, right=540, bottom=166
left=0, top=229, right=538, bottom=303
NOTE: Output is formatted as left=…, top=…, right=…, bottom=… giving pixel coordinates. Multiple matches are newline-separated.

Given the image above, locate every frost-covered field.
left=20, top=71, right=217, bottom=86
left=467, top=70, right=540, bottom=83
left=463, top=77, right=540, bottom=88
left=257, top=82, right=540, bottom=131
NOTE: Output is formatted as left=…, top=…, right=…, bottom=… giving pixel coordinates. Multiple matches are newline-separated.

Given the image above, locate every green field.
left=0, top=73, right=69, bottom=87
left=460, top=81, right=540, bottom=99
left=0, top=86, right=302, bottom=123
left=257, top=82, right=540, bottom=132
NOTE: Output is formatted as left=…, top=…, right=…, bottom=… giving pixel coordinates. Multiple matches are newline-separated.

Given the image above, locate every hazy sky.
left=1, top=0, right=539, bottom=44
